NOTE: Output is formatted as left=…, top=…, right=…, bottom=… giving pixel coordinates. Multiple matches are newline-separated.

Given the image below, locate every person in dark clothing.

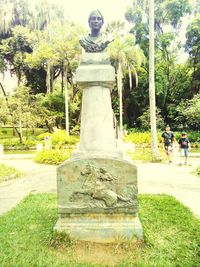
left=162, top=125, right=175, bottom=163
left=178, top=132, right=190, bottom=165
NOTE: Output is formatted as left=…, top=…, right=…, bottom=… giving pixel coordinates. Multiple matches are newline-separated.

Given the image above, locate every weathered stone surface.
left=80, top=52, right=111, bottom=65
left=79, top=85, right=116, bottom=152
left=75, top=65, right=115, bottom=84
left=75, top=55, right=117, bottom=153
left=57, top=157, right=138, bottom=215
left=54, top=214, right=143, bottom=243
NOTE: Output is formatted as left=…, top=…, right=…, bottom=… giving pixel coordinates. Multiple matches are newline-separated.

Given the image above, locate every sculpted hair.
left=88, top=9, right=104, bottom=24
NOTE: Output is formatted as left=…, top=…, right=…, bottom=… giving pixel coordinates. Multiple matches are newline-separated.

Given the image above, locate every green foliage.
left=0, top=194, right=200, bottom=266
left=36, top=132, right=53, bottom=141
left=124, top=132, right=162, bottom=144
left=37, top=130, right=79, bottom=149
left=175, top=93, right=200, bottom=130
left=124, top=0, right=194, bottom=128
left=0, top=163, right=21, bottom=182
left=124, top=132, right=150, bottom=144
left=196, top=166, right=200, bottom=176
left=1, top=138, right=37, bottom=149
left=51, top=130, right=79, bottom=148
left=0, top=127, right=46, bottom=139
left=185, top=14, right=200, bottom=57
left=0, top=97, right=9, bottom=125
left=137, top=107, right=165, bottom=130
left=34, top=149, right=71, bottom=165
left=125, top=131, right=200, bottom=146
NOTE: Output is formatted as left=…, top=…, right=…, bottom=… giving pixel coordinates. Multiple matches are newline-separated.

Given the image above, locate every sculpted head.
left=88, top=10, right=104, bottom=33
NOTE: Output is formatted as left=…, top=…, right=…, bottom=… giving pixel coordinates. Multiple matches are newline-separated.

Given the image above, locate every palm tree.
left=108, top=34, right=145, bottom=138
left=149, top=0, right=160, bottom=159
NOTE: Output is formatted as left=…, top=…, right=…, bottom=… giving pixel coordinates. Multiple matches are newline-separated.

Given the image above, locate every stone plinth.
left=54, top=156, right=143, bottom=241
left=55, top=214, right=142, bottom=243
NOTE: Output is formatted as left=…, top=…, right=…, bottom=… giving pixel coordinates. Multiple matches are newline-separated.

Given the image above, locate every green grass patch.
left=0, top=127, right=47, bottom=139
left=0, top=164, right=21, bottom=183
left=0, top=194, right=199, bottom=267
left=128, top=147, right=167, bottom=162
left=34, top=149, right=71, bottom=165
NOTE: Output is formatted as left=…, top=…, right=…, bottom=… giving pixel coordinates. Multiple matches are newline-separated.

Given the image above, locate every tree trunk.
left=26, top=126, right=29, bottom=140
left=64, top=63, right=69, bottom=135
left=61, top=69, right=64, bottom=94
left=117, top=62, right=123, bottom=139
left=46, top=61, right=51, bottom=93
left=50, top=66, right=54, bottom=93
left=18, top=119, right=23, bottom=144
left=149, top=0, right=160, bottom=160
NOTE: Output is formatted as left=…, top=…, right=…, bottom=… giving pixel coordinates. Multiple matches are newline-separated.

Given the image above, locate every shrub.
left=51, top=130, right=79, bottom=148
left=34, top=149, right=71, bottom=165
left=124, top=132, right=151, bottom=144
left=1, top=138, right=37, bottom=149
left=36, top=132, right=53, bottom=141
left=36, top=130, right=79, bottom=149
left=124, top=131, right=200, bottom=146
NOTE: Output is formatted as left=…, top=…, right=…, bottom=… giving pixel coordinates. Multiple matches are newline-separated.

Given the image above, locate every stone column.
left=73, top=52, right=122, bottom=158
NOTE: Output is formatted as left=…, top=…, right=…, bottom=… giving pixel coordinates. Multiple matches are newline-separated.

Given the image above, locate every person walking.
left=178, top=132, right=191, bottom=165
left=162, top=125, right=175, bottom=163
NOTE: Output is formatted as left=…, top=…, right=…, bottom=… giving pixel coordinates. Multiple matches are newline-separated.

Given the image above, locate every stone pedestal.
left=54, top=52, right=143, bottom=242
left=54, top=156, right=143, bottom=242
left=76, top=53, right=117, bottom=155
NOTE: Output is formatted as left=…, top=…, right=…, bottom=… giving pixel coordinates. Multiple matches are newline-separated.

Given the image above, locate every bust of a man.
left=79, top=10, right=114, bottom=53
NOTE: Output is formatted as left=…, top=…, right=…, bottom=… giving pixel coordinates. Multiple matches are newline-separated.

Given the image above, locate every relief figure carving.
left=69, top=163, right=133, bottom=208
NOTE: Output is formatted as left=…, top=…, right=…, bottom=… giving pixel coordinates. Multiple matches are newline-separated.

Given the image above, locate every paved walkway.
left=0, top=154, right=200, bottom=218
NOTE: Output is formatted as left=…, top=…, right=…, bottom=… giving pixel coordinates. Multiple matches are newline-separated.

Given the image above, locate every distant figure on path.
left=178, top=132, right=191, bottom=165
left=79, top=9, right=114, bottom=53
left=162, top=125, right=175, bottom=163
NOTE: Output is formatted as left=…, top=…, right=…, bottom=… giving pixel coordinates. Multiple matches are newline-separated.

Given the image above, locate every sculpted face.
left=88, top=10, right=104, bottom=33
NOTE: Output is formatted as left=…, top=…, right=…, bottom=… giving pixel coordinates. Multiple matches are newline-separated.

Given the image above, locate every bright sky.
left=58, top=0, right=133, bottom=27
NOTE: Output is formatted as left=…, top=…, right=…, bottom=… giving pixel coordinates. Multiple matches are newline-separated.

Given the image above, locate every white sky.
left=58, top=0, right=133, bottom=27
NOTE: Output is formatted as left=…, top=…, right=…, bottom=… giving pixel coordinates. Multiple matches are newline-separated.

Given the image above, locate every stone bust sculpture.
left=79, top=10, right=114, bottom=53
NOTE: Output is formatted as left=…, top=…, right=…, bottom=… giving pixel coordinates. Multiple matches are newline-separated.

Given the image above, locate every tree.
left=149, top=0, right=160, bottom=159
left=125, top=0, right=192, bottom=127
left=108, top=34, right=145, bottom=137
left=0, top=96, right=9, bottom=125
left=8, top=86, right=41, bottom=143
left=0, top=26, right=36, bottom=85
left=175, top=93, right=200, bottom=130
left=185, top=14, right=200, bottom=93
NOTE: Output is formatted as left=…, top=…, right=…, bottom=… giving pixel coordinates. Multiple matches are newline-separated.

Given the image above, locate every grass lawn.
left=0, top=194, right=199, bottom=267
left=0, top=163, right=21, bottom=183
left=128, top=147, right=167, bottom=162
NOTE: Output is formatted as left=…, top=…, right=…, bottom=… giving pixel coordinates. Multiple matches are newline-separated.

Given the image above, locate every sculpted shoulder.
left=79, top=33, right=114, bottom=53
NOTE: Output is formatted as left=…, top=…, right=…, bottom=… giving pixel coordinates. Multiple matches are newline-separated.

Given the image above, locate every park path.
left=0, top=154, right=200, bottom=218
left=0, top=155, right=57, bottom=215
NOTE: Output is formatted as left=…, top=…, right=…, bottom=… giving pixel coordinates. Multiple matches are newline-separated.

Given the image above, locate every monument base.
left=54, top=156, right=143, bottom=242
left=54, top=214, right=143, bottom=243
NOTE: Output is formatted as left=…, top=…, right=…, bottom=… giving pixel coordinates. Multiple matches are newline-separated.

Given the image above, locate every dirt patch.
left=71, top=241, right=143, bottom=266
